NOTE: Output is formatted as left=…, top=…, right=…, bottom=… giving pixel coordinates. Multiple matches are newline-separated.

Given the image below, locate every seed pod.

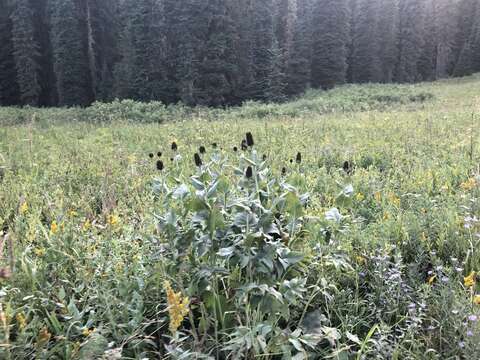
left=194, top=153, right=202, bottom=167
left=149, top=153, right=154, bottom=159
left=156, top=160, right=164, bottom=171
left=246, top=132, right=254, bottom=147
left=245, top=166, right=253, bottom=179
left=233, top=146, right=238, bottom=152
left=296, top=152, right=302, bottom=164
left=199, top=146, right=206, bottom=154
left=241, top=139, right=248, bottom=151
left=281, top=167, right=287, bottom=176
left=157, top=152, right=162, bottom=157
left=171, top=142, right=178, bottom=151
left=289, top=159, right=293, bottom=164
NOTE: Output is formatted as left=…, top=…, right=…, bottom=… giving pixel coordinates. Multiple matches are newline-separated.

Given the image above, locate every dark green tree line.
left=0, top=0, right=479, bottom=108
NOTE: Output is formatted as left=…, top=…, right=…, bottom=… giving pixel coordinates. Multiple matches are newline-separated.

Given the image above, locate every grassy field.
left=0, top=75, right=479, bottom=359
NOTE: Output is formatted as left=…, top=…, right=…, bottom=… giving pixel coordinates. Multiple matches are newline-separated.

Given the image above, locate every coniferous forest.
left=0, top=0, right=480, bottom=108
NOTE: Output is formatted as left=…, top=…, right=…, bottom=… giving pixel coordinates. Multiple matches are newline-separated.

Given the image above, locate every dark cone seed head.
left=233, top=146, right=238, bottom=152
left=212, top=143, right=217, bottom=149
left=245, top=166, right=253, bottom=179
left=171, top=142, right=178, bottom=151
left=194, top=153, right=202, bottom=167
left=246, top=132, right=254, bottom=147
left=282, top=167, right=287, bottom=176
left=157, top=152, right=162, bottom=157
left=149, top=153, right=154, bottom=159
left=296, top=152, right=302, bottom=164
left=199, top=146, right=206, bottom=154
left=156, top=160, right=164, bottom=171
left=241, top=140, right=247, bottom=151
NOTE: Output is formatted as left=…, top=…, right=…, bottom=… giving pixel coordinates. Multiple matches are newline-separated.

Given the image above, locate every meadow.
left=0, top=75, right=479, bottom=359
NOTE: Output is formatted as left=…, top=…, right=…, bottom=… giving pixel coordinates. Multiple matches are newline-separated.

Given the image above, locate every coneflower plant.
left=171, top=142, right=178, bottom=151
left=199, top=146, right=206, bottom=154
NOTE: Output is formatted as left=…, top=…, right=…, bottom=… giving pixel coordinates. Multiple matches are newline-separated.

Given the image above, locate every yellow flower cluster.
left=19, top=202, right=28, bottom=215
left=82, top=327, right=95, bottom=337
left=474, top=294, right=480, bottom=305
left=108, top=214, right=119, bottom=226
left=16, top=312, right=27, bottom=330
left=388, top=192, right=400, bottom=207
left=428, top=274, right=436, bottom=285
left=50, top=221, right=58, bottom=234
left=460, top=178, right=477, bottom=191
left=164, top=280, right=189, bottom=334
left=464, top=271, right=476, bottom=288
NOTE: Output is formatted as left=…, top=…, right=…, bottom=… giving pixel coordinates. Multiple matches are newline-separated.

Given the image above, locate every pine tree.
left=85, top=0, right=119, bottom=101
left=250, top=0, right=281, bottom=101
left=196, top=0, right=238, bottom=106
left=376, top=0, right=399, bottom=83
left=50, top=0, right=94, bottom=106
left=286, top=0, right=312, bottom=95
left=349, top=0, right=381, bottom=83
left=0, top=0, right=19, bottom=106
left=454, top=0, right=480, bottom=75
left=433, top=0, right=459, bottom=78
left=264, top=38, right=286, bottom=102
left=311, top=0, right=349, bottom=89
left=10, top=0, right=42, bottom=106
left=417, top=0, right=436, bottom=80
left=395, top=0, right=424, bottom=82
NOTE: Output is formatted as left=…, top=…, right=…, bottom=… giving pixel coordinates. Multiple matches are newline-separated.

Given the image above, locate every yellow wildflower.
left=428, top=274, right=436, bottom=285
left=34, top=248, right=46, bottom=257
left=164, top=280, right=189, bottom=334
left=388, top=192, right=400, bottom=207
left=383, top=212, right=390, bottom=220
left=374, top=192, right=381, bottom=202
left=37, top=327, right=51, bottom=346
left=82, top=219, right=91, bottom=232
left=464, top=271, right=476, bottom=288
left=355, top=193, right=365, bottom=201
left=355, top=255, right=366, bottom=265
left=108, top=214, right=119, bottom=226
left=68, top=209, right=78, bottom=217
left=474, top=295, right=480, bottom=305
left=16, top=312, right=27, bottom=330
left=82, top=327, right=95, bottom=337
left=50, top=221, right=58, bottom=234
left=19, top=202, right=28, bottom=215
left=460, top=178, right=477, bottom=191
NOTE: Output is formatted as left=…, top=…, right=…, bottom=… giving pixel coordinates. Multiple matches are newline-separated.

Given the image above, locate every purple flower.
left=467, top=330, right=474, bottom=337
left=468, top=315, right=478, bottom=322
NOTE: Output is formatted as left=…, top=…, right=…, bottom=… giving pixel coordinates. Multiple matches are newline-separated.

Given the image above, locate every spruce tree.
left=311, top=0, right=349, bottom=89
left=250, top=0, right=281, bottom=101
left=196, top=0, right=238, bottom=106
left=376, top=0, right=399, bottom=83
left=349, top=0, right=381, bottom=83
left=0, top=0, right=19, bottom=106
left=50, top=0, right=94, bottom=106
left=10, top=0, right=42, bottom=106
left=395, top=0, right=424, bottom=82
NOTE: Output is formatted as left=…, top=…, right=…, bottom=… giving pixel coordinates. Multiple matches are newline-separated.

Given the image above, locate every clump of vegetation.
left=0, top=83, right=434, bottom=126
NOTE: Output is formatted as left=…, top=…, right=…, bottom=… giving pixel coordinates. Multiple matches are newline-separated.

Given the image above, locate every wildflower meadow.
left=0, top=76, right=479, bottom=359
